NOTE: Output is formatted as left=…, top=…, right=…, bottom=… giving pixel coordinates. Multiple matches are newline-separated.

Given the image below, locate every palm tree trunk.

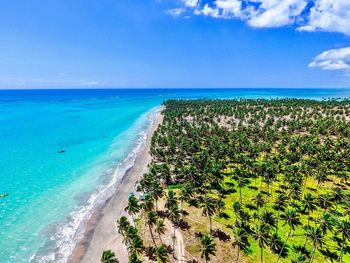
left=158, top=233, right=163, bottom=245
left=180, top=200, right=183, bottom=216
left=266, top=184, right=270, bottom=207
left=260, top=247, right=263, bottom=263
left=173, top=226, right=176, bottom=259
left=310, top=246, right=316, bottom=263
left=131, top=214, right=135, bottom=227
left=303, top=216, right=310, bottom=247
left=236, top=248, right=240, bottom=263
left=239, top=188, right=242, bottom=204
left=276, top=228, right=291, bottom=263
left=209, top=216, right=212, bottom=233
left=302, top=178, right=307, bottom=195
left=339, top=241, right=345, bottom=263
left=149, top=225, right=156, bottom=246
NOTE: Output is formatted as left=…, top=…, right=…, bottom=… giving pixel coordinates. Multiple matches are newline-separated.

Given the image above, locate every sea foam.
left=30, top=109, right=158, bottom=263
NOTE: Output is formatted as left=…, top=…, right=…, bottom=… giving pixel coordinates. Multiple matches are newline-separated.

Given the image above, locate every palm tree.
left=179, top=186, right=191, bottom=211
left=288, top=183, right=302, bottom=200
left=302, top=193, right=317, bottom=246
left=125, top=195, right=140, bottom=226
left=140, top=99, right=350, bottom=262
left=253, top=192, right=265, bottom=210
left=168, top=203, right=180, bottom=257
left=117, top=216, right=130, bottom=236
left=101, top=250, right=119, bottom=263
left=273, top=193, right=288, bottom=228
left=152, top=180, right=164, bottom=210
left=155, top=244, right=169, bottom=263
left=200, top=195, right=218, bottom=232
left=128, top=250, right=142, bottom=263
left=276, top=209, right=302, bottom=263
left=147, top=211, right=158, bottom=246
left=234, top=175, right=250, bottom=204
left=331, top=187, right=345, bottom=210
left=336, top=219, right=350, bottom=263
left=302, top=193, right=317, bottom=215
left=155, top=219, right=166, bottom=244
left=269, top=232, right=284, bottom=256
left=253, top=224, right=270, bottom=263
left=315, top=212, right=335, bottom=235
left=129, top=235, right=144, bottom=255
left=314, top=171, right=327, bottom=187
left=123, top=225, right=138, bottom=248
left=142, top=193, right=155, bottom=212
left=232, top=227, right=249, bottom=262
left=233, top=201, right=241, bottom=225
left=200, top=234, right=216, bottom=263
left=259, top=210, right=276, bottom=231
left=307, top=227, right=325, bottom=263
left=165, top=190, right=177, bottom=210
left=317, top=194, right=333, bottom=211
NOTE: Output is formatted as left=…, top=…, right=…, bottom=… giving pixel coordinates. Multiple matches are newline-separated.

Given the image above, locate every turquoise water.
left=1, top=88, right=350, bottom=263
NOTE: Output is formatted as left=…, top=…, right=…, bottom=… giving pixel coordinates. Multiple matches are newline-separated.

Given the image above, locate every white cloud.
left=195, top=0, right=307, bottom=27
left=200, top=4, right=221, bottom=17
left=215, top=0, right=242, bottom=18
left=247, top=0, right=307, bottom=28
left=298, top=0, right=350, bottom=35
left=309, top=47, right=350, bottom=71
left=182, top=0, right=199, bottom=7
left=196, top=0, right=242, bottom=18
left=166, top=7, right=186, bottom=17
left=168, top=0, right=350, bottom=35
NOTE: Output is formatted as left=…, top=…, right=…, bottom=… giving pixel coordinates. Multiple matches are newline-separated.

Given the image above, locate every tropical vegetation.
left=105, top=98, right=350, bottom=262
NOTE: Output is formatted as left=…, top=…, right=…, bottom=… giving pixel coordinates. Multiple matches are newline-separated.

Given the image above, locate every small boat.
left=57, top=149, right=66, bottom=153
left=0, top=193, right=8, bottom=198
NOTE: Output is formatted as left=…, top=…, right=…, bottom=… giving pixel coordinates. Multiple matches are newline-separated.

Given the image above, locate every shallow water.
left=0, top=88, right=349, bottom=263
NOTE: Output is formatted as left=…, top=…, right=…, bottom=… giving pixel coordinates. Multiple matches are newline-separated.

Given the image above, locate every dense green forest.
left=104, top=99, right=350, bottom=263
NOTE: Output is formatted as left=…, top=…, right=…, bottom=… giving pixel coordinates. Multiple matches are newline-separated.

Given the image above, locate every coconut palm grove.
left=104, top=98, right=350, bottom=263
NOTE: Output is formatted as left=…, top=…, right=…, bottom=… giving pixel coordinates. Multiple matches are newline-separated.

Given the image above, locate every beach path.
left=164, top=219, right=186, bottom=262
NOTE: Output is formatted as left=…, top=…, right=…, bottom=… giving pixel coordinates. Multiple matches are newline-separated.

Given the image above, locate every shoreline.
left=68, top=108, right=163, bottom=263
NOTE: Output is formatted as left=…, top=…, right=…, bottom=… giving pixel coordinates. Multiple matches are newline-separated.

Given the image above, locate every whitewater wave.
left=29, top=108, right=159, bottom=263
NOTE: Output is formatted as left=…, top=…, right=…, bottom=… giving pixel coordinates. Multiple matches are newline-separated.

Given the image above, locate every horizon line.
left=1, top=87, right=350, bottom=91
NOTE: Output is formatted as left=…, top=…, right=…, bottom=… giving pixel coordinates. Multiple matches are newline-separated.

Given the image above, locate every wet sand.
left=68, top=109, right=163, bottom=263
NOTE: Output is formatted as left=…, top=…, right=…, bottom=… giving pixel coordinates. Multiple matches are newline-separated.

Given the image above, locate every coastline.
left=68, top=108, right=163, bottom=263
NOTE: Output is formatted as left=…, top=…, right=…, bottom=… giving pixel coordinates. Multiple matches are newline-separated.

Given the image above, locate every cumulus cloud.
left=298, top=0, right=350, bottom=35
left=165, top=1, right=350, bottom=74
left=168, top=0, right=350, bottom=35
left=309, top=47, right=350, bottom=71
left=247, top=0, right=307, bottom=28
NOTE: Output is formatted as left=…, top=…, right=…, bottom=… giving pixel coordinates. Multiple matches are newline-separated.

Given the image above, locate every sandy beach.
left=68, top=109, right=163, bottom=263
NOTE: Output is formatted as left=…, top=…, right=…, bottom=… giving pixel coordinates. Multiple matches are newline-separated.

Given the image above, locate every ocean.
left=1, top=88, right=350, bottom=263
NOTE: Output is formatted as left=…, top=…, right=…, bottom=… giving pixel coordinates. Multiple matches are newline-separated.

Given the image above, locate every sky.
left=0, top=0, right=349, bottom=89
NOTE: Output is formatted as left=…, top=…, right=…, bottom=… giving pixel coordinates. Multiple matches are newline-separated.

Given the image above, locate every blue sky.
left=0, top=0, right=349, bottom=89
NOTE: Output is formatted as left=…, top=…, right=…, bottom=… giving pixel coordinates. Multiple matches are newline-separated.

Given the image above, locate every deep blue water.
left=0, top=88, right=350, bottom=263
